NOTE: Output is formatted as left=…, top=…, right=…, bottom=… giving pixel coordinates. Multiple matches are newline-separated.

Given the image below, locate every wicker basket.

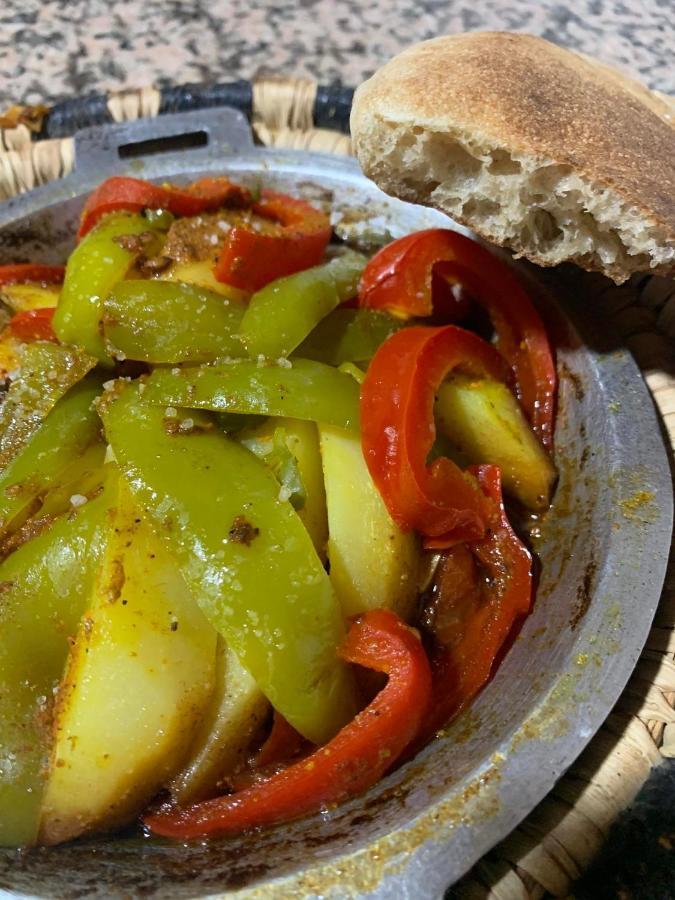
left=1, top=76, right=673, bottom=899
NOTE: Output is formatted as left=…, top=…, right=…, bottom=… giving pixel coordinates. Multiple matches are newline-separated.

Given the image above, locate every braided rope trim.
left=0, top=79, right=351, bottom=200
left=0, top=81, right=673, bottom=899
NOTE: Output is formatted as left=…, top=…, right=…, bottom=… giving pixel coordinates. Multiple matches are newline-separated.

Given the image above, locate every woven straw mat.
left=0, top=76, right=673, bottom=900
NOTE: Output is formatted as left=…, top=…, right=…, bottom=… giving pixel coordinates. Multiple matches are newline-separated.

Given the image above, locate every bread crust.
left=351, top=32, right=675, bottom=282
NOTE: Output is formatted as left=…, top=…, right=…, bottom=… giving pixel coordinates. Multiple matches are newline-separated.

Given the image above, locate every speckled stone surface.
left=0, top=0, right=673, bottom=109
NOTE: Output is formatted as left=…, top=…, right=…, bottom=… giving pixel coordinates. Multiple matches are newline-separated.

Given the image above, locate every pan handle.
left=73, top=107, right=254, bottom=174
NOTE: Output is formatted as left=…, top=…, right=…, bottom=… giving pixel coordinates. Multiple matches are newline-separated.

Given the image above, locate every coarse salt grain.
left=70, top=494, right=88, bottom=508
left=165, top=406, right=178, bottom=418
left=209, top=234, right=219, bottom=245
left=278, top=485, right=292, bottom=503
left=276, top=357, right=292, bottom=369
left=178, top=418, right=194, bottom=433
left=102, top=379, right=116, bottom=392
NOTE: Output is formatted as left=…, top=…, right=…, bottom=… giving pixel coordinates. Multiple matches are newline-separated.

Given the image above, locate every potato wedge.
left=170, top=637, right=269, bottom=805
left=159, top=260, right=247, bottom=303
left=0, top=283, right=60, bottom=313
left=435, top=376, right=556, bottom=511
left=38, top=481, right=217, bottom=845
left=0, top=328, right=22, bottom=378
left=319, top=426, right=419, bottom=620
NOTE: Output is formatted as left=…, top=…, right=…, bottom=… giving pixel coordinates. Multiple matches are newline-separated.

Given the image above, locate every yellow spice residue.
left=619, top=489, right=656, bottom=522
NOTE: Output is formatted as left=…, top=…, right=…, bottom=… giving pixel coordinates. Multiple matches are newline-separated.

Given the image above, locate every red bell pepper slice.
left=252, top=711, right=305, bottom=770
left=360, top=324, right=510, bottom=547
left=77, top=175, right=253, bottom=239
left=359, top=229, right=557, bottom=448
left=0, top=264, right=65, bottom=287
left=8, top=307, right=57, bottom=342
left=214, top=191, right=332, bottom=293
left=419, top=464, right=533, bottom=741
left=144, top=609, right=431, bottom=839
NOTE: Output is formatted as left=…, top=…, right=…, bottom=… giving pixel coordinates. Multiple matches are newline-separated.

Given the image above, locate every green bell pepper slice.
left=0, top=484, right=113, bottom=847
left=240, top=250, right=367, bottom=360
left=53, top=213, right=163, bottom=362
left=296, top=308, right=404, bottom=367
left=102, top=383, right=356, bottom=744
left=141, top=358, right=360, bottom=432
left=0, top=377, right=101, bottom=537
left=103, top=280, right=245, bottom=364
left=0, top=342, right=97, bottom=469
left=239, top=424, right=306, bottom=511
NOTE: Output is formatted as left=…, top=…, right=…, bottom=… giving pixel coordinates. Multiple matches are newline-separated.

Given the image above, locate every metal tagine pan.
left=0, top=109, right=671, bottom=900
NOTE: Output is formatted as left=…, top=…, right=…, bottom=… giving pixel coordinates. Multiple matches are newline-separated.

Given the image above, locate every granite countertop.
left=0, top=0, right=673, bottom=109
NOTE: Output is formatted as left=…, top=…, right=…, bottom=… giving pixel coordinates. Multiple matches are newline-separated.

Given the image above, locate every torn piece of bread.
left=351, top=32, right=675, bottom=283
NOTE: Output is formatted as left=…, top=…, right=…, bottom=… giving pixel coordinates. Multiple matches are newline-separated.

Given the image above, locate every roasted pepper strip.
left=8, top=307, right=56, bottom=342
left=141, top=358, right=360, bottom=432
left=215, top=191, right=332, bottom=293
left=145, top=609, right=431, bottom=838
left=0, top=264, right=64, bottom=287
left=0, top=378, right=101, bottom=536
left=296, top=308, right=404, bottom=367
left=359, top=229, right=556, bottom=448
left=361, top=325, right=509, bottom=547
left=0, top=486, right=112, bottom=847
left=101, top=384, right=356, bottom=744
left=0, top=343, right=97, bottom=469
left=103, top=280, right=245, bottom=363
left=54, top=213, right=164, bottom=362
left=77, top=175, right=252, bottom=239
left=240, top=251, right=367, bottom=359
left=420, top=464, right=533, bottom=741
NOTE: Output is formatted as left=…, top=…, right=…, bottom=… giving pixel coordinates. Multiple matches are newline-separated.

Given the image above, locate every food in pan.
left=0, top=169, right=557, bottom=846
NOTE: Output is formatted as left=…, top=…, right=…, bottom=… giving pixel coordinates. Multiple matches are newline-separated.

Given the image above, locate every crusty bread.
left=351, top=33, right=675, bottom=283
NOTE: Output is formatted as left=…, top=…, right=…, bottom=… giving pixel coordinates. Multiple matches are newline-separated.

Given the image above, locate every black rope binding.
left=43, top=93, right=114, bottom=138
left=37, top=80, right=354, bottom=141
left=158, top=81, right=253, bottom=120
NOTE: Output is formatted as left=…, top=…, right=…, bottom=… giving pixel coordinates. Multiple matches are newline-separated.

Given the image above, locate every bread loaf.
left=351, top=33, right=675, bottom=283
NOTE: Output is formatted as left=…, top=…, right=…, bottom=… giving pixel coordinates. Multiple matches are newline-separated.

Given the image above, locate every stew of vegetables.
left=0, top=174, right=557, bottom=846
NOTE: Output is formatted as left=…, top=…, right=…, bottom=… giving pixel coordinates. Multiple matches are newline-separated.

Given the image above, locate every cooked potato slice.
left=0, top=328, right=23, bottom=378
left=170, top=637, right=269, bottom=805
left=435, top=376, right=557, bottom=511
left=159, top=260, right=247, bottom=303
left=38, top=482, right=217, bottom=845
left=319, top=426, right=419, bottom=620
left=0, top=283, right=60, bottom=313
